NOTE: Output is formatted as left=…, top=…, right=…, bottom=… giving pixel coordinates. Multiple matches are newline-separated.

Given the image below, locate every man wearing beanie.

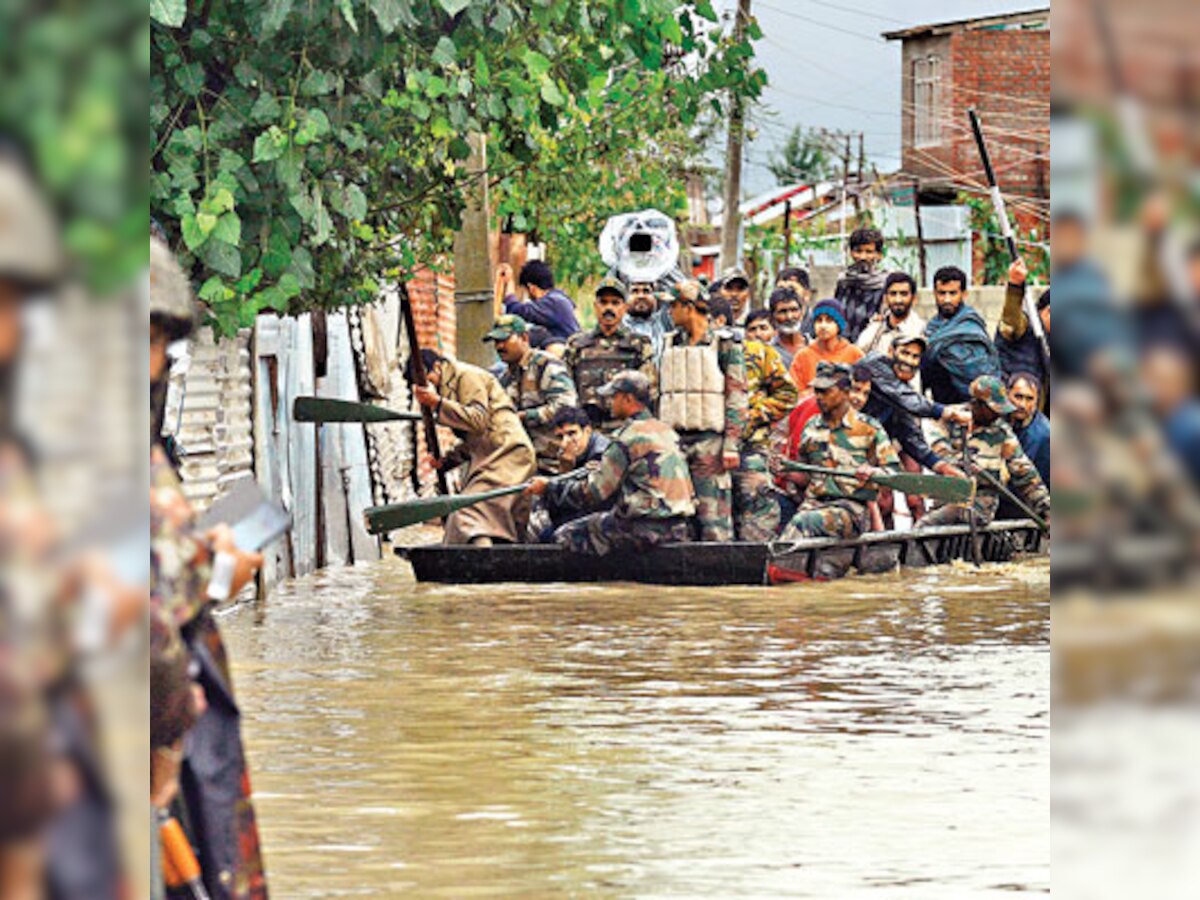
left=788, top=299, right=864, bottom=396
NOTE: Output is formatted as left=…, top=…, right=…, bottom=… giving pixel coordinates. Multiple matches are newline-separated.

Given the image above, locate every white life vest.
left=658, top=342, right=725, bottom=433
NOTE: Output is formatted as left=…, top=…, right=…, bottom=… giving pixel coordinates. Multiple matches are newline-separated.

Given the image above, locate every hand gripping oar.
left=974, top=467, right=1049, bottom=533
left=967, top=108, right=1051, bottom=379
left=365, top=479, right=553, bottom=535
left=780, top=461, right=974, bottom=504
left=293, top=396, right=422, bottom=424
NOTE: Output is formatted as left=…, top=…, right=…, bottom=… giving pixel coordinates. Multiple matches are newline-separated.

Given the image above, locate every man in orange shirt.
left=789, top=299, right=864, bottom=395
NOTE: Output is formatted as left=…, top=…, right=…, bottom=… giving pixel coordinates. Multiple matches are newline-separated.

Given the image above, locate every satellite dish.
left=598, top=209, right=680, bottom=284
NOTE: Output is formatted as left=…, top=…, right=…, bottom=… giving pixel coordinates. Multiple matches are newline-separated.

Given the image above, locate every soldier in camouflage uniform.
left=150, top=236, right=268, bottom=900
left=659, top=280, right=748, bottom=541
left=781, top=361, right=899, bottom=540
left=527, top=371, right=695, bottom=555
left=487, top=314, right=578, bottom=474
left=916, top=375, right=1050, bottom=528
left=562, top=278, right=657, bottom=435
left=734, top=337, right=799, bottom=541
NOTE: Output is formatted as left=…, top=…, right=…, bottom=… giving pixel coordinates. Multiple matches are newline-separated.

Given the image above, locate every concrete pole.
left=453, top=132, right=494, bottom=368
left=719, top=0, right=751, bottom=275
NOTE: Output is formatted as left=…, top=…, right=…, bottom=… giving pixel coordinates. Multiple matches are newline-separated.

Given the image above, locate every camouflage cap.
left=971, top=374, right=1017, bottom=414
left=482, top=313, right=530, bottom=342
left=596, top=369, right=653, bottom=405
left=811, top=361, right=854, bottom=391
left=719, top=265, right=750, bottom=287
left=595, top=276, right=628, bottom=299
left=150, top=235, right=197, bottom=341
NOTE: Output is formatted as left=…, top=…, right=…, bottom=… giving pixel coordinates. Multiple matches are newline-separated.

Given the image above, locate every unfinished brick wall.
left=405, top=266, right=458, bottom=493
left=899, top=27, right=1049, bottom=202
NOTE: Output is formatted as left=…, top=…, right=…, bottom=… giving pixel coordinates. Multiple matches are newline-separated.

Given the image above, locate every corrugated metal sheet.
left=165, top=327, right=254, bottom=514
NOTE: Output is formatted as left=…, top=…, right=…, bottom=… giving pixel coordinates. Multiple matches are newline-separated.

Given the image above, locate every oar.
left=293, top=396, right=422, bottom=424
left=780, top=461, right=974, bottom=504
left=365, top=482, right=531, bottom=535
left=974, top=467, right=1049, bottom=533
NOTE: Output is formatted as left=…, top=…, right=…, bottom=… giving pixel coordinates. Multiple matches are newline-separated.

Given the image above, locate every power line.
left=756, top=0, right=885, bottom=43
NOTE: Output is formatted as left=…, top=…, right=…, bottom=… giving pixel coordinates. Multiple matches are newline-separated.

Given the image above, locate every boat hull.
left=396, top=520, right=1046, bottom=586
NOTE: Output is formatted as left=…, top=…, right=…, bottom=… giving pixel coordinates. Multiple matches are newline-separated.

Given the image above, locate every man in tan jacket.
left=412, top=349, right=536, bottom=545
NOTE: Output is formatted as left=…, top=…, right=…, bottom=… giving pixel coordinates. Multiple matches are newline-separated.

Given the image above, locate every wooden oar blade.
left=364, top=483, right=528, bottom=535
left=293, top=396, right=420, bottom=423
left=877, top=471, right=974, bottom=504
left=365, top=496, right=459, bottom=534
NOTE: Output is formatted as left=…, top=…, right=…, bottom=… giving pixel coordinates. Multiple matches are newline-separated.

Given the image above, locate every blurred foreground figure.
left=150, top=236, right=268, bottom=899
left=0, top=151, right=127, bottom=899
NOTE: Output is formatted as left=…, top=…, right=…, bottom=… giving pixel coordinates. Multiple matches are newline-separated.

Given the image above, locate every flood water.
left=221, top=557, right=1049, bottom=897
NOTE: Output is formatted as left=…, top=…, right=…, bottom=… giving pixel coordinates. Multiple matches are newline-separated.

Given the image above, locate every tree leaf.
left=277, top=272, right=302, bottom=298
left=540, top=78, right=564, bottom=107
left=202, top=238, right=242, bottom=278
left=294, top=109, right=331, bottom=146
left=150, top=0, right=187, bottom=28
left=432, top=36, right=457, bottom=68
left=430, top=116, right=453, bottom=140
left=175, top=62, right=205, bottom=96
left=331, top=183, right=368, bottom=221
left=260, top=0, right=293, bottom=39
left=337, top=0, right=359, bottom=33
left=251, top=92, right=281, bottom=123
left=213, top=211, right=241, bottom=245
left=198, top=276, right=227, bottom=303
left=252, top=126, right=287, bottom=162
left=181, top=214, right=207, bottom=251
left=371, top=0, right=417, bottom=34
left=438, top=0, right=472, bottom=16
left=523, top=49, right=552, bottom=79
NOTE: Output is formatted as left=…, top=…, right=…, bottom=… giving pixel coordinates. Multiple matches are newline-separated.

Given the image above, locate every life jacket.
left=659, top=341, right=725, bottom=433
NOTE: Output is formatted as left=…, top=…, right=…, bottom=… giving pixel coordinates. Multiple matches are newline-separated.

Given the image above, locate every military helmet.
left=0, top=154, right=64, bottom=289
left=970, top=375, right=1017, bottom=414
left=150, top=236, right=197, bottom=341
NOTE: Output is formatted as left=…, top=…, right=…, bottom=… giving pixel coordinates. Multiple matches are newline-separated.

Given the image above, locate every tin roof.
left=882, top=7, right=1048, bottom=41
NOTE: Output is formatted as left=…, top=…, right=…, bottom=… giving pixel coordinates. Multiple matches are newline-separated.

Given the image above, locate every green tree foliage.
left=961, top=192, right=1049, bottom=285
left=766, top=125, right=836, bottom=188
left=151, top=0, right=764, bottom=335
left=1, top=5, right=147, bottom=294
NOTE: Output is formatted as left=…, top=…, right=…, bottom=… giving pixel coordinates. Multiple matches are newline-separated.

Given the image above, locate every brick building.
left=883, top=9, right=1049, bottom=207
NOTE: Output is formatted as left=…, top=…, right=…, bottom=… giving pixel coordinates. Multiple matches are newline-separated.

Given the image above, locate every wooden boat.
left=395, top=519, right=1047, bottom=586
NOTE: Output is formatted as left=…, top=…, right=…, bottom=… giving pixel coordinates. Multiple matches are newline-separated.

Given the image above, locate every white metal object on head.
left=598, top=209, right=680, bottom=284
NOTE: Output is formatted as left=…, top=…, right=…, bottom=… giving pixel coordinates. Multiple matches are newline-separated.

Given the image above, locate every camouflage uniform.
left=781, top=407, right=899, bottom=541
left=659, top=327, right=747, bottom=541
left=151, top=446, right=267, bottom=900
left=917, top=421, right=1049, bottom=527
left=917, top=375, right=1050, bottom=528
left=500, top=347, right=578, bottom=473
left=562, top=326, right=656, bottom=435
left=734, top=340, right=799, bottom=541
left=553, top=409, right=696, bottom=555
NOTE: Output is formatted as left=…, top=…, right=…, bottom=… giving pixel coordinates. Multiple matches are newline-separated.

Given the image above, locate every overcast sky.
left=728, top=0, right=1042, bottom=198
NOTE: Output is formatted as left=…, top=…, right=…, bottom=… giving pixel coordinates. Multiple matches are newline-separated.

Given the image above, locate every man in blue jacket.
left=496, top=259, right=581, bottom=341
left=1006, top=372, right=1050, bottom=484
left=922, top=265, right=1002, bottom=404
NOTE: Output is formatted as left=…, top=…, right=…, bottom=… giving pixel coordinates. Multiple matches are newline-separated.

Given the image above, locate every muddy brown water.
left=221, top=557, right=1049, bottom=897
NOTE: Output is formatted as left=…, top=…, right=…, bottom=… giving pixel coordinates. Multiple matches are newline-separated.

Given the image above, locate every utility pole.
left=782, top=198, right=792, bottom=269
left=911, top=176, right=928, bottom=287
left=453, top=132, right=493, bottom=368
left=719, top=0, right=751, bottom=275
left=840, top=133, right=850, bottom=254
